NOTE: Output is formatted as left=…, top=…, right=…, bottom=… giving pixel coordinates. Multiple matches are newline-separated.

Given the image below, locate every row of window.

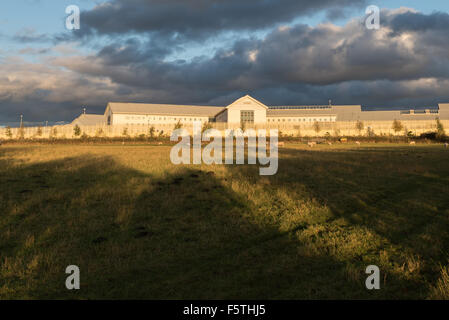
left=124, top=115, right=206, bottom=122
left=119, top=114, right=335, bottom=123
left=267, top=117, right=336, bottom=123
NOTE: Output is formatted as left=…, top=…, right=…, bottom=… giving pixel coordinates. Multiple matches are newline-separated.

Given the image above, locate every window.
left=240, top=110, right=254, bottom=124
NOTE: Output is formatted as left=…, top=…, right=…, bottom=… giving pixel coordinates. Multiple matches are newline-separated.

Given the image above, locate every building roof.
left=107, top=102, right=224, bottom=117
left=358, top=110, right=439, bottom=121
left=267, top=107, right=336, bottom=117
left=71, top=114, right=105, bottom=126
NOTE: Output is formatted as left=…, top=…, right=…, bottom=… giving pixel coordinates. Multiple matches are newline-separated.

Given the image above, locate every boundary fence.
left=1, top=120, right=447, bottom=140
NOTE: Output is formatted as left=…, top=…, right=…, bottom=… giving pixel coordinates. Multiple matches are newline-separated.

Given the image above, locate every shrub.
left=95, top=128, right=104, bottom=137
left=420, top=132, right=437, bottom=140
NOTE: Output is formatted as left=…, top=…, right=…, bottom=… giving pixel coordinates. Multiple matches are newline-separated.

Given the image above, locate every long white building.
left=71, top=95, right=449, bottom=126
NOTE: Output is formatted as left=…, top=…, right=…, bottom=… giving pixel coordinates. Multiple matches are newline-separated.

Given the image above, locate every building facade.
left=72, top=95, right=449, bottom=127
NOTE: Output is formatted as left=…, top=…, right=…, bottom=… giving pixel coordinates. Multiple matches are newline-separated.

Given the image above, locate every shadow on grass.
left=224, top=146, right=449, bottom=299
left=0, top=152, right=363, bottom=299
left=1, top=145, right=447, bottom=299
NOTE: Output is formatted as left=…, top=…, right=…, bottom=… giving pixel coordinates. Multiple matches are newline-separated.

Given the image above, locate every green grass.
left=0, top=143, right=448, bottom=299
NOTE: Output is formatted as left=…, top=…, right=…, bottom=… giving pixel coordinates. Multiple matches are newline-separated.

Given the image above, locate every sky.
left=1, top=0, right=449, bottom=125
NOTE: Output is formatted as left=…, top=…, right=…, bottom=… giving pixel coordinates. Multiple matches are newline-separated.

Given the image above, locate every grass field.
left=0, top=142, right=448, bottom=299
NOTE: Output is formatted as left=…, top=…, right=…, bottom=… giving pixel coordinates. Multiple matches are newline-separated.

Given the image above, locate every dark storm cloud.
left=3, top=7, right=449, bottom=123
left=53, top=8, right=449, bottom=110
left=76, top=0, right=366, bottom=40
left=65, top=10, right=449, bottom=89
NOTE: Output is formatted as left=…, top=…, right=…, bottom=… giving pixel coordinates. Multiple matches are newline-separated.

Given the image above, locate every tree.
left=436, top=117, right=446, bottom=140
left=356, top=120, right=364, bottom=135
left=36, top=127, right=43, bottom=137
left=313, top=121, right=321, bottom=134
left=392, top=119, right=403, bottom=133
left=174, top=120, right=183, bottom=130
left=51, top=127, right=58, bottom=138
left=148, top=126, right=155, bottom=139
left=367, top=127, right=375, bottom=137
left=74, top=125, right=81, bottom=137
left=122, top=127, right=129, bottom=137
left=5, top=126, right=12, bottom=139
left=73, top=125, right=81, bottom=137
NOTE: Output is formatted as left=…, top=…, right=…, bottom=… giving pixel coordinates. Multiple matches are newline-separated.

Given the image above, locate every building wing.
left=107, top=102, right=225, bottom=117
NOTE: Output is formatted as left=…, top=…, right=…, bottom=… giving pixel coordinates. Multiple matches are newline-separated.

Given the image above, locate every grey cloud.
left=388, top=10, right=449, bottom=33
left=76, top=0, right=366, bottom=40
left=13, top=29, right=54, bottom=43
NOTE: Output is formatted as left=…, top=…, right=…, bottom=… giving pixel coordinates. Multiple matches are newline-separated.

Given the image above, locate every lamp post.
left=20, top=115, right=23, bottom=128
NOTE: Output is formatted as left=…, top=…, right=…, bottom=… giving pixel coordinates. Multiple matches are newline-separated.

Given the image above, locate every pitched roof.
left=225, top=95, right=269, bottom=110
left=71, top=114, right=105, bottom=126
left=107, top=102, right=224, bottom=117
